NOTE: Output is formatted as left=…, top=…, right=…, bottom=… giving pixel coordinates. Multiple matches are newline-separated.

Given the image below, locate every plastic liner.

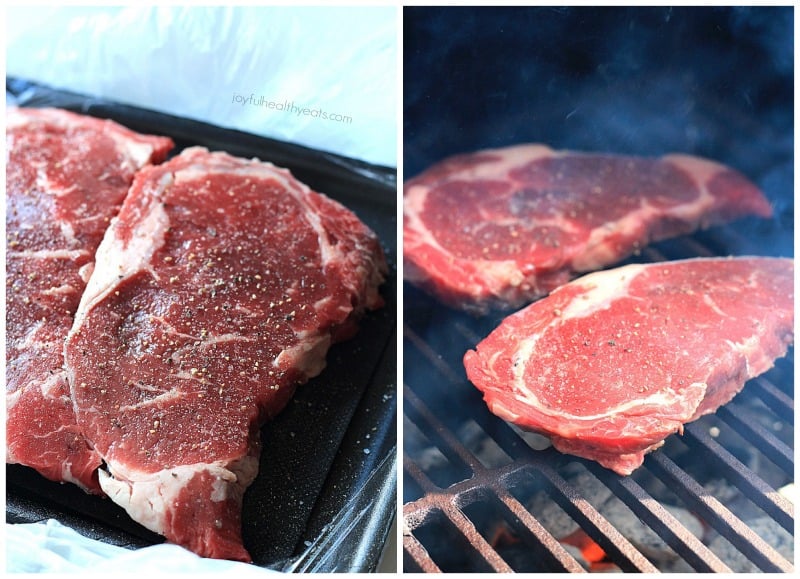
left=5, top=5, right=396, bottom=167
left=7, top=520, right=276, bottom=575
left=5, top=78, right=397, bottom=573
left=285, top=447, right=397, bottom=572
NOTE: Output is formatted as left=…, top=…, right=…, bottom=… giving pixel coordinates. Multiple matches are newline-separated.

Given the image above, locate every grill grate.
left=402, top=232, right=794, bottom=573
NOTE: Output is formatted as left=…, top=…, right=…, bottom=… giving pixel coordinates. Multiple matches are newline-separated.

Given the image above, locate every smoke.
left=404, top=5, right=793, bottom=255
left=404, top=7, right=792, bottom=172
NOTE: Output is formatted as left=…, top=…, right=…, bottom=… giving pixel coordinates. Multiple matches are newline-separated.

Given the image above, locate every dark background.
left=402, top=9, right=794, bottom=571
left=404, top=6, right=793, bottom=252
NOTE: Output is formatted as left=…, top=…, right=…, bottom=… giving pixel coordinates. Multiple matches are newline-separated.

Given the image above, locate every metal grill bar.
left=403, top=384, right=481, bottom=475
left=405, top=375, right=661, bottom=572
left=404, top=533, right=442, bottom=573
left=403, top=463, right=510, bottom=572
left=403, top=229, right=793, bottom=573
left=404, top=311, right=794, bottom=572
left=748, top=376, right=794, bottom=423
left=492, top=487, right=588, bottom=573
left=445, top=503, right=515, bottom=572
left=403, top=408, right=572, bottom=572
left=403, top=454, right=439, bottom=497
left=404, top=342, right=795, bottom=568
left=647, top=453, right=793, bottom=573
left=716, top=403, right=793, bottom=474
left=683, top=423, right=794, bottom=533
left=403, top=324, right=464, bottom=384
left=536, top=465, right=659, bottom=573
left=588, top=466, right=733, bottom=573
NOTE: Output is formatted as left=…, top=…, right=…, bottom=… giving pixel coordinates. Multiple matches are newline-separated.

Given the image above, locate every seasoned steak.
left=64, top=147, right=387, bottom=560
left=463, top=257, right=793, bottom=475
left=404, top=145, right=773, bottom=313
left=5, top=107, right=173, bottom=492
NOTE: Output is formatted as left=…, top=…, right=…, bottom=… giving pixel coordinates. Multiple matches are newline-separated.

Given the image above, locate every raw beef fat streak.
left=404, top=144, right=772, bottom=313
left=463, top=257, right=793, bottom=475
left=5, top=107, right=173, bottom=492
left=64, top=147, right=387, bottom=560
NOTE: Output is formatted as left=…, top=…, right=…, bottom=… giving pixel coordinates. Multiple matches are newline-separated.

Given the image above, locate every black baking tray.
left=5, top=78, right=397, bottom=572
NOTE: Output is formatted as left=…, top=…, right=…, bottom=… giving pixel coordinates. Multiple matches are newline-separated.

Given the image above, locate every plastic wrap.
left=5, top=5, right=396, bottom=167
left=285, top=449, right=397, bottom=573
left=6, top=520, right=275, bottom=575
left=5, top=80, right=397, bottom=573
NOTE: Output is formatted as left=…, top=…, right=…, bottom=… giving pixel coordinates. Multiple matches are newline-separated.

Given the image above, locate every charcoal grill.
left=402, top=237, right=794, bottom=572
left=403, top=5, right=793, bottom=573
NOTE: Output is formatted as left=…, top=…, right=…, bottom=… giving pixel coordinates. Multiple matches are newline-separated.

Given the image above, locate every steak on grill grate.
left=5, top=107, right=173, bottom=493
left=463, top=257, right=793, bottom=475
left=64, top=147, right=387, bottom=560
left=404, top=145, right=773, bottom=314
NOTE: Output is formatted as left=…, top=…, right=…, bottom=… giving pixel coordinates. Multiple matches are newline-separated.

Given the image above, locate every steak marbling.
left=463, top=257, right=793, bottom=475
left=5, top=107, right=173, bottom=492
left=63, top=147, right=387, bottom=560
left=404, top=145, right=773, bottom=313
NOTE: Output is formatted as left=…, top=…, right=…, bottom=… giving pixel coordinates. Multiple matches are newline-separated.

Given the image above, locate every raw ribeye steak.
left=404, top=144, right=773, bottom=313
left=64, top=147, right=387, bottom=560
left=463, top=257, right=793, bottom=475
left=5, top=107, right=173, bottom=492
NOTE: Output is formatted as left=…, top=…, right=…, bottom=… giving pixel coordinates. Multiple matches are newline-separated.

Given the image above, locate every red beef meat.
left=63, top=147, right=387, bottom=560
left=5, top=107, right=173, bottom=492
left=404, top=145, right=773, bottom=313
left=463, top=257, right=793, bottom=475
